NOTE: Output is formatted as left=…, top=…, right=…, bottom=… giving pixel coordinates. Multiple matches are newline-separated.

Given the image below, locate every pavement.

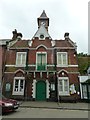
left=19, top=101, right=90, bottom=111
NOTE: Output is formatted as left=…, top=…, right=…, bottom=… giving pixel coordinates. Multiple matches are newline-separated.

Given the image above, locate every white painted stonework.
left=46, top=80, right=50, bottom=98
left=32, top=79, right=36, bottom=98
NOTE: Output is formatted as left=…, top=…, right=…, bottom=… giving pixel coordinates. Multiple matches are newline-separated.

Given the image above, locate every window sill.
left=57, top=65, right=68, bottom=67
left=12, top=92, right=24, bottom=96
left=59, top=93, right=70, bottom=96
left=15, top=65, right=26, bottom=67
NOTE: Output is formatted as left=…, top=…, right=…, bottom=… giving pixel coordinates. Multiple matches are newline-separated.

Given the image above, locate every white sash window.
left=16, top=52, right=26, bottom=67
left=12, top=77, right=25, bottom=95
left=58, top=77, right=69, bottom=96
left=57, top=52, right=68, bottom=67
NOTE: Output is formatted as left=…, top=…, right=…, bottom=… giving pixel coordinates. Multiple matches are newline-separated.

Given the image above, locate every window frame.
left=36, top=52, right=47, bottom=70
left=16, top=52, right=27, bottom=67
left=57, top=52, right=68, bottom=67
left=82, top=85, right=88, bottom=99
left=12, top=77, right=25, bottom=95
left=58, top=77, right=70, bottom=96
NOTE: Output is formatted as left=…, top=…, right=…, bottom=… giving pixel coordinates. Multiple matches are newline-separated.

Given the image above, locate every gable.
left=32, top=23, right=51, bottom=40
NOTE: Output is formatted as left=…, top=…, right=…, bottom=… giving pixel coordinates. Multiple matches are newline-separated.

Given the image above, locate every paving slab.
left=19, top=101, right=90, bottom=111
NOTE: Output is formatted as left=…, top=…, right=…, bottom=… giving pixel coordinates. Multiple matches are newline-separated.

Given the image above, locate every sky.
left=0, top=0, right=89, bottom=53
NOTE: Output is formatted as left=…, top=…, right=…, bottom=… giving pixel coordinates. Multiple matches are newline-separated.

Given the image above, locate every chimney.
left=12, top=29, right=17, bottom=40
left=17, top=33, right=23, bottom=40
left=64, top=32, right=69, bottom=39
left=12, top=29, right=23, bottom=40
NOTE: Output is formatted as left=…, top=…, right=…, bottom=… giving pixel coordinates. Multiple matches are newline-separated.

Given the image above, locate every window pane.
left=20, top=80, right=24, bottom=91
left=64, top=80, right=68, bottom=91
left=22, top=54, right=26, bottom=64
left=82, top=85, right=87, bottom=98
left=59, top=79, right=69, bottom=94
left=59, top=81, right=63, bottom=91
left=17, top=54, right=21, bottom=65
left=63, top=54, right=66, bottom=65
left=16, top=52, right=26, bottom=66
left=14, top=79, right=19, bottom=91
left=37, top=54, right=41, bottom=64
left=42, top=54, right=46, bottom=64
left=37, top=53, right=46, bottom=70
left=58, top=54, right=62, bottom=64
left=15, top=79, right=19, bottom=86
left=57, top=53, right=67, bottom=65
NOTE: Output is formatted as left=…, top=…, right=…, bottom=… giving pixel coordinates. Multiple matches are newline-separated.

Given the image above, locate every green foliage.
left=78, top=56, right=90, bottom=75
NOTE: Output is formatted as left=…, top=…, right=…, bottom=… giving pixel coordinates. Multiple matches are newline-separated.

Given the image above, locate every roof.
left=0, top=39, right=11, bottom=45
left=9, top=38, right=76, bottom=49
left=55, top=39, right=75, bottom=48
left=39, top=10, right=48, bottom=18
left=10, top=40, right=29, bottom=48
left=82, top=79, right=90, bottom=84
left=32, top=23, right=51, bottom=39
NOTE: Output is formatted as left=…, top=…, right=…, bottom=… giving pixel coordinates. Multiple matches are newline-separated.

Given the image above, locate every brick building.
left=2, top=10, right=80, bottom=101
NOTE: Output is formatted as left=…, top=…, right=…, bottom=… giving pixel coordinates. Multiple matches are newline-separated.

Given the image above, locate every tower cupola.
left=37, top=10, right=49, bottom=31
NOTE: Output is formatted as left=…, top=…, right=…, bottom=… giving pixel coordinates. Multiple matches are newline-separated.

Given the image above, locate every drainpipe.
left=54, top=48, right=58, bottom=102
left=24, top=49, right=29, bottom=100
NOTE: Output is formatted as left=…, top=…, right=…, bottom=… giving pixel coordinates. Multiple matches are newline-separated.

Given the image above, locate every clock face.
left=41, top=21, right=46, bottom=26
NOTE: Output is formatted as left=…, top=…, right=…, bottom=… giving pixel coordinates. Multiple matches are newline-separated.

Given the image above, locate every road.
left=2, top=107, right=88, bottom=118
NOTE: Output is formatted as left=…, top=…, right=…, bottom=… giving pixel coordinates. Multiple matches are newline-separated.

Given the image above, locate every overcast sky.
left=0, top=0, right=89, bottom=53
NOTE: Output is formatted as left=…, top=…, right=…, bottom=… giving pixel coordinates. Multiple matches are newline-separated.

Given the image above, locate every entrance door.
left=36, top=81, right=46, bottom=101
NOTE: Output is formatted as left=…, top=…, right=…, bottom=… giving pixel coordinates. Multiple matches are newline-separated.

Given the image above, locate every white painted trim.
left=57, top=52, right=68, bottom=67
left=12, top=77, right=25, bottom=95
left=46, top=80, right=50, bottom=98
left=68, top=65, right=78, bottom=67
left=58, top=77, right=68, bottom=79
left=14, top=69, right=25, bottom=74
left=5, top=65, right=15, bottom=67
left=13, top=77, right=25, bottom=79
left=10, top=47, right=29, bottom=49
left=16, top=52, right=27, bottom=67
left=10, top=47, right=75, bottom=50
left=47, top=64, right=55, bottom=67
left=4, top=72, right=14, bottom=73
left=36, top=44, right=47, bottom=50
left=36, top=52, right=47, bottom=70
left=58, top=77, right=70, bottom=96
left=54, top=47, right=75, bottom=49
left=32, top=79, right=36, bottom=98
left=58, top=69, right=68, bottom=74
left=28, top=64, right=55, bottom=67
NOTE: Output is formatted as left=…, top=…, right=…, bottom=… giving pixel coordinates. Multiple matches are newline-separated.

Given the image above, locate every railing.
left=37, top=63, right=46, bottom=71
left=25, top=64, right=56, bottom=72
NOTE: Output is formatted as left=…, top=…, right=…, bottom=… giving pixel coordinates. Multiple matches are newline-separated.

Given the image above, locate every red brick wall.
left=6, top=50, right=16, bottom=65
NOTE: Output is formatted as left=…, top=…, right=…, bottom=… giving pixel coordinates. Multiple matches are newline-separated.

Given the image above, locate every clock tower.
left=37, top=10, right=49, bottom=31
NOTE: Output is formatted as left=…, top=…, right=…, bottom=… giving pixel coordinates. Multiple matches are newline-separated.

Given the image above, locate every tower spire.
left=37, top=10, right=49, bottom=31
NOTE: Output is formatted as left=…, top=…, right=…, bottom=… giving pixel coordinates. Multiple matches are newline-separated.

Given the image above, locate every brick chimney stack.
left=64, top=32, right=69, bottom=39
left=12, top=29, right=23, bottom=40
left=12, top=29, right=17, bottom=40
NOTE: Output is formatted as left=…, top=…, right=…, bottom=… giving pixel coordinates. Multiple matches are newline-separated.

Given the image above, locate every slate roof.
left=10, top=40, right=29, bottom=48
left=55, top=39, right=75, bottom=47
left=39, top=10, right=48, bottom=18
left=9, top=38, right=76, bottom=49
